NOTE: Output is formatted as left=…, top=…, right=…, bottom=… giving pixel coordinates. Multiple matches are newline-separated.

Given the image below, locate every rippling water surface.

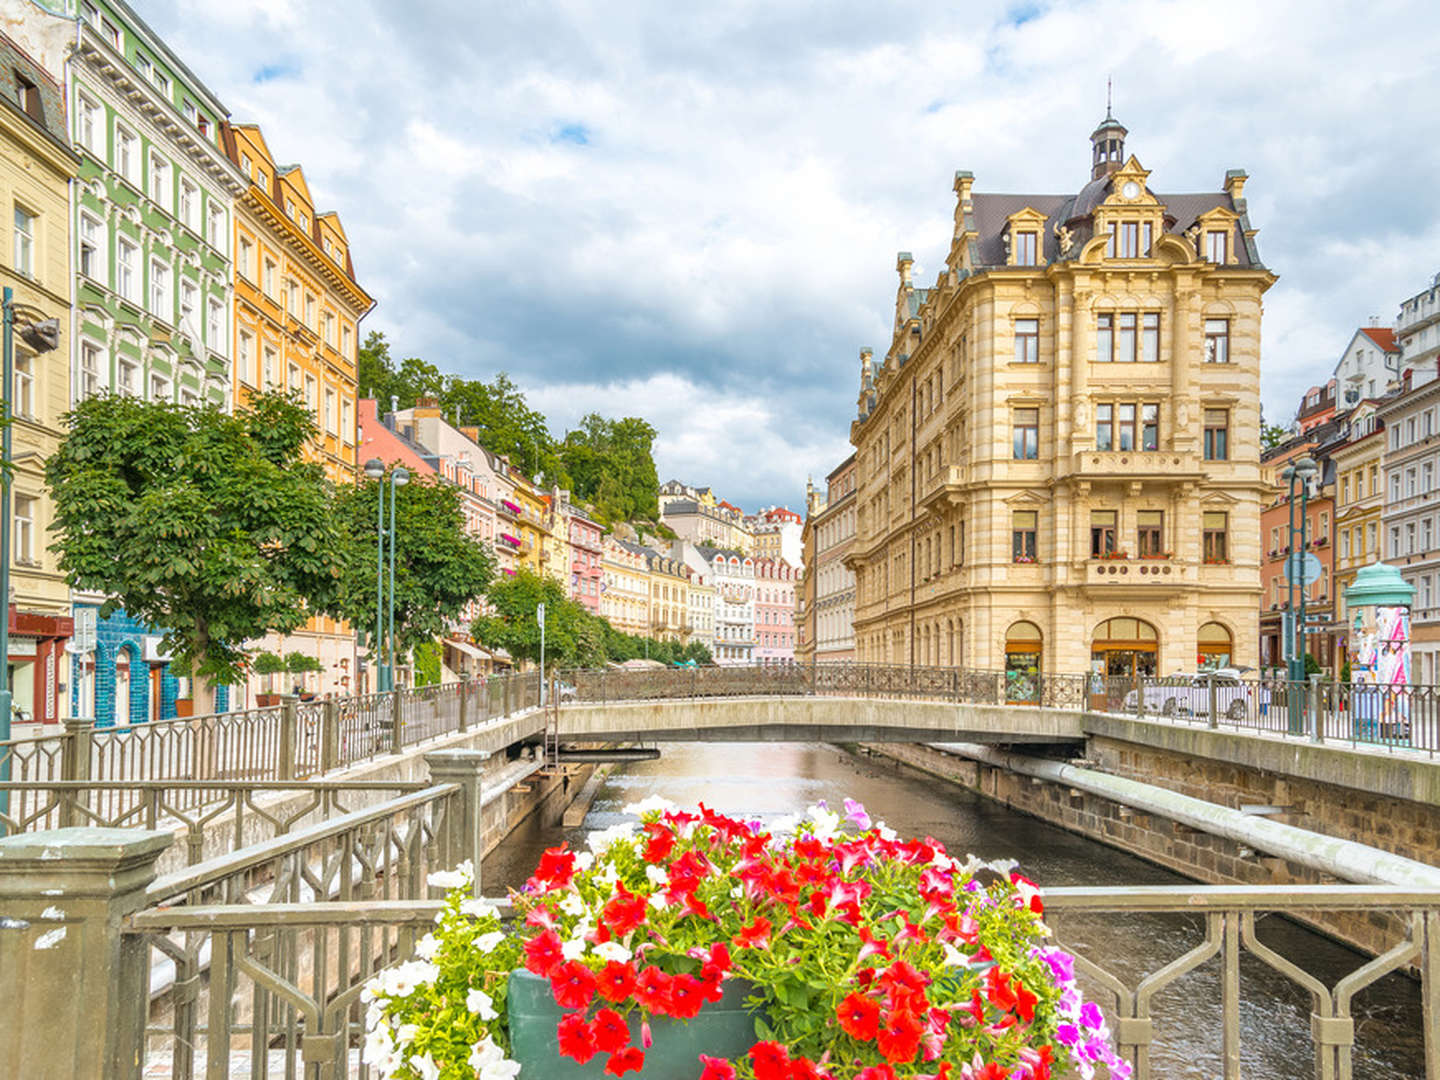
left=481, top=742, right=1423, bottom=1079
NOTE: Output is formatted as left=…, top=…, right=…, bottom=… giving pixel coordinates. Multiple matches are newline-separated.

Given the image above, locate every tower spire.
left=1106, top=76, right=1112, bottom=119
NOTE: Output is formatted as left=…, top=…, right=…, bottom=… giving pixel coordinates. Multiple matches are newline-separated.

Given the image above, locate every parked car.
left=1123, top=669, right=1251, bottom=721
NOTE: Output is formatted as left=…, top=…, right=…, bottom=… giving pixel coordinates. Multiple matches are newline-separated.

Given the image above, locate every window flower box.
left=362, top=799, right=1130, bottom=1080
left=1012, top=554, right=1036, bottom=564
left=1203, top=557, right=1230, bottom=565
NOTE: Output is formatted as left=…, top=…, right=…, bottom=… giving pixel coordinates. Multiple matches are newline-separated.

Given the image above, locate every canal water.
left=482, top=742, right=1424, bottom=1079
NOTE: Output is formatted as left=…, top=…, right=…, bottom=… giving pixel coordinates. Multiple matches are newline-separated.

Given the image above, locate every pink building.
left=753, top=559, right=797, bottom=662
left=561, top=500, right=604, bottom=613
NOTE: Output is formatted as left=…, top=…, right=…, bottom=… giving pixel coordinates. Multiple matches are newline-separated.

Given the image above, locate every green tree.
left=358, top=331, right=446, bottom=411
left=473, top=570, right=577, bottom=666
left=442, top=372, right=561, bottom=482
left=1261, top=422, right=1290, bottom=451
left=45, top=392, right=342, bottom=713
left=559, top=414, right=659, bottom=523
left=328, top=476, right=495, bottom=663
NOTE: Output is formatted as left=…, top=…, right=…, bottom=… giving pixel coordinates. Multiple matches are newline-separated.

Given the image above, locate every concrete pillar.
left=59, top=718, right=94, bottom=828
left=0, top=827, right=173, bottom=1080
left=278, top=695, right=298, bottom=780
left=425, top=749, right=488, bottom=897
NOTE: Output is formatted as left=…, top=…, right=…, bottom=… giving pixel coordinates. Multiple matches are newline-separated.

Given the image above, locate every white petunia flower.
left=427, top=860, right=474, bottom=890
left=460, top=897, right=500, bottom=920
left=480, top=1059, right=523, bottom=1080
left=361, top=1025, right=394, bottom=1065
left=644, top=865, right=669, bottom=887
left=876, top=821, right=898, bottom=842
left=806, top=804, right=840, bottom=840
left=559, top=893, right=587, bottom=916
left=574, top=851, right=595, bottom=872
left=410, top=1051, right=441, bottom=1080
left=593, top=940, right=632, bottom=963
left=767, top=813, right=800, bottom=836
left=623, top=794, right=676, bottom=817
left=395, top=1023, right=419, bottom=1048
left=561, top=936, right=587, bottom=960
left=648, top=891, right=669, bottom=910
left=414, top=933, right=440, bottom=960
left=475, top=930, right=505, bottom=954
left=466, top=988, right=499, bottom=1021
left=469, top=1036, right=504, bottom=1070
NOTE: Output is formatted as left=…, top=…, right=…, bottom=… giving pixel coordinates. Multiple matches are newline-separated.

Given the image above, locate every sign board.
left=1284, top=552, right=1323, bottom=587
left=536, top=603, right=546, bottom=627
left=72, top=607, right=97, bottom=652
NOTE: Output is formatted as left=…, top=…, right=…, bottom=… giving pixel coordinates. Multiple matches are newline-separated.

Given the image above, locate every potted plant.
left=253, top=651, right=286, bottom=706
left=284, top=651, right=324, bottom=699
left=362, top=799, right=1130, bottom=1080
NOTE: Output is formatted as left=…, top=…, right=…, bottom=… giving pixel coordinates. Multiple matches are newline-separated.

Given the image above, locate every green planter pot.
left=507, top=969, right=764, bottom=1079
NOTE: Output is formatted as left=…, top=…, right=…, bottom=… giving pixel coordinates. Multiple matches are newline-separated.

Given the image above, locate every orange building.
left=223, top=122, right=375, bottom=698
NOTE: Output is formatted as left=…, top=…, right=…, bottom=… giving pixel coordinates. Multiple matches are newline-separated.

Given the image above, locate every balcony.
left=1068, top=450, right=1204, bottom=483
left=918, top=465, right=966, bottom=514
left=496, top=499, right=521, bottom=522
left=1077, top=555, right=1191, bottom=593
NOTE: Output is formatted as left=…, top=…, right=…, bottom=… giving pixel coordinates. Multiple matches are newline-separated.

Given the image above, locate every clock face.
left=1122, top=181, right=1140, bottom=200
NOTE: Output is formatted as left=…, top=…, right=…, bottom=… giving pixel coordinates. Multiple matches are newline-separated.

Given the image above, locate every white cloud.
left=138, top=0, right=1440, bottom=508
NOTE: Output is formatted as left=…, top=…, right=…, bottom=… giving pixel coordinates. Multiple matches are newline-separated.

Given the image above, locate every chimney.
left=1224, top=169, right=1248, bottom=204
left=896, top=251, right=913, bottom=286
left=460, top=425, right=481, bottom=443
left=415, top=396, right=441, bottom=418
left=389, top=394, right=398, bottom=415
left=952, top=170, right=974, bottom=208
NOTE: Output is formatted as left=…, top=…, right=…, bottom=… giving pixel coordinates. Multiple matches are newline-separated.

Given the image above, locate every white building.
left=1333, top=325, right=1401, bottom=409
left=1397, top=272, right=1440, bottom=382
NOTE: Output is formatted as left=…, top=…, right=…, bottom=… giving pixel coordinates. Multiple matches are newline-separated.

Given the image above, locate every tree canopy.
left=45, top=392, right=342, bottom=709
left=326, top=475, right=495, bottom=659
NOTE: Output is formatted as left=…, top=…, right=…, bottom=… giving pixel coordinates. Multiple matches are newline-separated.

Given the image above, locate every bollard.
left=278, top=695, right=298, bottom=781
left=0, top=827, right=174, bottom=1078
left=1309, top=675, right=1323, bottom=743
left=425, top=749, right=489, bottom=898
left=321, top=698, right=339, bottom=774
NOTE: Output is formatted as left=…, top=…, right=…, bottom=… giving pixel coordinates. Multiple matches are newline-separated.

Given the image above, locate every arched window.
left=1198, top=622, right=1233, bottom=670
left=1004, top=621, right=1042, bottom=703
left=1090, top=617, right=1160, bottom=681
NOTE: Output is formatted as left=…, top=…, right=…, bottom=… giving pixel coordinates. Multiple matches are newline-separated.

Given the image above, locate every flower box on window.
left=1013, top=554, right=1036, bottom=564
left=1203, top=557, right=1230, bottom=565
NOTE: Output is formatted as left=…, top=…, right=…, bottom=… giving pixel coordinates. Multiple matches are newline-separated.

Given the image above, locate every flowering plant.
left=362, top=798, right=1130, bottom=1080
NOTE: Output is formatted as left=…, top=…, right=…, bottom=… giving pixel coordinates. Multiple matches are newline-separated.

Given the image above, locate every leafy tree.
left=1261, top=422, right=1290, bottom=451
left=327, top=476, right=495, bottom=663
left=284, top=651, right=324, bottom=675
left=473, top=570, right=579, bottom=667
left=560, top=414, right=659, bottom=523
left=358, top=331, right=445, bottom=411
left=414, top=639, right=443, bottom=687
left=46, top=392, right=342, bottom=713
left=442, top=372, right=561, bottom=482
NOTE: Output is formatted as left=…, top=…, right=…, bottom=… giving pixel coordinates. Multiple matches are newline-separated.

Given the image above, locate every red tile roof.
left=1360, top=326, right=1398, bottom=352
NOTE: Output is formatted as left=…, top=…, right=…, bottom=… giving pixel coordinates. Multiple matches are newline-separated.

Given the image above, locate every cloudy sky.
left=145, top=0, right=1440, bottom=511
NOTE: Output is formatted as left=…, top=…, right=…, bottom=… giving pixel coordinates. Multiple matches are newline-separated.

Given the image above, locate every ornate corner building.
left=848, top=113, right=1274, bottom=683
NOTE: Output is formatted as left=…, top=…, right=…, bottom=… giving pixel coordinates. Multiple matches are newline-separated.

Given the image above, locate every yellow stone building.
left=602, top=537, right=651, bottom=637
left=223, top=122, right=374, bottom=697
left=849, top=113, right=1273, bottom=685
left=644, top=548, right=691, bottom=642
left=1331, top=402, right=1384, bottom=626
left=1, top=30, right=80, bottom=725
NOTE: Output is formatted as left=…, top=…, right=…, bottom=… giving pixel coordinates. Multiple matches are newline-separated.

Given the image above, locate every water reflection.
left=481, top=742, right=1423, bottom=1079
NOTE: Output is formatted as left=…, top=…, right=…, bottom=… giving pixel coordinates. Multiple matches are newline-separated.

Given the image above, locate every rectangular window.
left=342, top=325, right=352, bottom=356
left=1090, top=510, right=1117, bottom=557
left=1203, top=408, right=1229, bottom=461
left=304, top=292, right=316, bottom=329
left=149, top=372, right=171, bottom=402
left=1368, top=522, right=1377, bottom=555
left=1117, top=403, right=1136, bottom=451
left=182, top=100, right=196, bottom=125
left=12, top=205, right=34, bottom=278
left=149, top=153, right=169, bottom=209
left=324, top=387, right=336, bottom=434
left=1409, top=468, right=1417, bottom=498
left=238, top=236, right=253, bottom=280
left=1341, top=476, right=1350, bottom=505
left=79, top=212, right=103, bottom=282
left=116, top=124, right=137, bottom=183
left=1137, top=510, right=1164, bottom=556
left=1014, top=318, right=1039, bottom=363
left=1204, top=319, right=1230, bottom=363
left=1012, top=408, right=1039, bottom=460
left=1119, top=221, right=1139, bottom=258
left=149, top=259, right=169, bottom=318
left=1409, top=418, right=1418, bottom=444
left=1015, top=231, right=1037, bottom=265
left=80, top=340, right=102, bottom=398
left=152, top=69, right=170, bottom=97
left=1117, top=312, right=1136, bottom=362
left=263, top=346, right=277, bottom=388
left=1141, top=221, right=1152, bottom=256
left=1012, top=510, right=1037, bottom=562
left=1141, top=312, right=1159, bottom=363
left=77, top=92, right=102, bottom=154
left=1141, top=403, right=1159, bottom=451
left=1426, top=462, right=1435, bottom=493
left=1096, top=403, right=1113, bottom=450
left=263, top=258, right=277, bottom=297
left=1425, top=519, right=1434, bottom=552
left=238, top=330, right=253, bottom=386
left=179, top=178, right=198, bottom=230
left=1392, top=473, right=1402, bottom=502
left=179, top=279, right=196, bottom=329
left=1318, top=511, right=1329, bottom=541
left=304, top=374, right=316, bottom=411
left=207, top=298, right=223, bottom=348
left=1341, top=530, right=1351, bottom=560
left=1207, top=229, right=1228, bottom=263
left=341, top=398, right=353, bottom=445
left=1106, top=221, right=1116, bottom=258
left=207, top=205, right=225, bottom=253
left=101, top=18, right=119, bottom=47
left=13, top=495, right=34, bottom=563
left=117, top=356, right=136, bottom=397
left=13, top=351, right=32, bottom=418
left=1203, top=512, right=1229, bottom=563
left=240, top=151, right=252, bottom=177
left=1096, top=314, right=1113, bottom=362
left=1408, top=522, right=1417, bottom=554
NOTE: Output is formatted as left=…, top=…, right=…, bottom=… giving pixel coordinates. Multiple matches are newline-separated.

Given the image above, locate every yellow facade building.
left=1331, top=402, right=1384, bottom=627
left=224, top=122, right=373, bottom=697
left=1, top=31, right=80, bottom=726
left=849, top=114, right=1272, bottom=685
left=602, top=537, right=651, bottom=637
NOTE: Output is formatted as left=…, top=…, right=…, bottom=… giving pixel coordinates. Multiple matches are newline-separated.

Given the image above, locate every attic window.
left=1014, top=231, right=1038, bottom=266
left=1207, top=229, right=1228, bottom=264
left=13, top=72, right=40, bottom=122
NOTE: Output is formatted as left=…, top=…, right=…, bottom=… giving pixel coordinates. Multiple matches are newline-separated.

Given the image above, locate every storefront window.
left=1004, top=621, right=1042, bottom=703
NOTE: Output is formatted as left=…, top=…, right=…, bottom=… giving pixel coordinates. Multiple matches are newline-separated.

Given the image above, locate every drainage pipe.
left=937, top=742, right=1440, bottom=889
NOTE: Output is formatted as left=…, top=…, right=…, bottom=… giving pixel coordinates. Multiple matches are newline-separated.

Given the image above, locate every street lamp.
left=362, top=458, right=407, bottom=692
left=0, top=286, right=61, bottom=831
left=1282, top=455, right=1321, bottom=732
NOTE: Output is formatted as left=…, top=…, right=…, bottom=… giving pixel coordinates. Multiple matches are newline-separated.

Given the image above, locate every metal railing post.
left=1309, top=675, right=1323, bottom=743
left=425, top=749, right=488, bottom=898
left=457, top=678, right=469, bottom=734
left=278, top=696, right=298, bottom=781
left=1134, top=671, right=1143, bottom=721
left=390, top=689, right=404, bottom=753
left=0, top=827, right=173, bottom=1077
left=1208, top=672, right=1219, bottom=729
left=321, top=698, right=339, bottom=774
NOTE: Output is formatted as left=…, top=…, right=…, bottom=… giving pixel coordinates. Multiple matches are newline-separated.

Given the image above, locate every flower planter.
left=508, top=969, right=762, bottom=1080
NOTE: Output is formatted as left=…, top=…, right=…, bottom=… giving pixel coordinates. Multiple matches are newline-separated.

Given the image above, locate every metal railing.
left=112, top=884, right=1440, bottom=1080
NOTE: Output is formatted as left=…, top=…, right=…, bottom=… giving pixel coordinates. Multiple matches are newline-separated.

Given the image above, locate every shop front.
left=5, top=608, right=73, bottom=728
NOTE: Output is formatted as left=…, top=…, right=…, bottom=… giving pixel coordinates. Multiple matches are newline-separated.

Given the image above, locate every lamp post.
left=361, top=459, right=408, bottom=692
left=1282, top=455, right=1320, bottom=732
left=0, top=287, right=61, bottom=830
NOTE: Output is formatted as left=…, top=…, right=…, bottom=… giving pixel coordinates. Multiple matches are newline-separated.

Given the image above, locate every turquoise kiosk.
left=1342, top=562, right=1415, bottom=743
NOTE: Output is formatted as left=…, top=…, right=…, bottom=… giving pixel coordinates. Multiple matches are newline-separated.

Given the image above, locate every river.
left=482, top=742, right=1424, bottom=1079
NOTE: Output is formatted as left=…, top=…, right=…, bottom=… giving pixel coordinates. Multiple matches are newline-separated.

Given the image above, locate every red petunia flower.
left=597, top=960, right=638, bottom=1003
left=591, top=1007, right=631, bottom=1053
left=605, top=1046, right=645, bottom=1076
left=876, top=1010, right=923, bottom=1064
left=523, top=928, right=564, bottom=976
left=855, top=1066, right=899, bottom=1080
left=634, top=965, right=675, bottom=1014
left=788, top=1055, right=828, bottom=1080
left=733, top=915, right=773, bottom=950
left=550, top=960, right=598, bottom=1010
left=975, top=1064, right=1011, bottom=1080
left=749, top=1040, right=791, bottom=1080
left=699, top=1056, right=738, bottom=1080
left=986, top=967, right=1018, bottom=1014
left=836, top=992, right=881, bottom=1041
left=533, top=844, right=576, bottom=889
left=557, top=1013, right=597, bottom=1064
left=706, top=942, right=733, bottom=973
left=603, top=884, right=649, bottom=937
left=668, top=973, right=707, bottom=1019
left=643, top=825, right=676, bottom=863
left=1012, top=977, right=1038, bottom=1024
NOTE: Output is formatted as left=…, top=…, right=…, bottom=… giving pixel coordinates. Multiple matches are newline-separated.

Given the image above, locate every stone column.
left=0, top=827, right=173, bottom=1080
left=425, top=749, right=489, bottom=897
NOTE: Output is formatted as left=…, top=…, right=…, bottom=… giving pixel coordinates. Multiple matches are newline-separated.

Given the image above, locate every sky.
left=142, top=0, right=1440, bottom=512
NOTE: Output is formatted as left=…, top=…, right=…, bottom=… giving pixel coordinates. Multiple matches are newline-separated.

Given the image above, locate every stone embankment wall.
left=863, top=740, right=1422, bottom=958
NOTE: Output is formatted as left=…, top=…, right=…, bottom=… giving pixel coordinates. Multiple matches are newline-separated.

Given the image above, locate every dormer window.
left=1014, top=231, right=1037, bottom=266
left=1107, top=221, right=1152, bottom=258
left=1207, top=229, right=1228, bottom=263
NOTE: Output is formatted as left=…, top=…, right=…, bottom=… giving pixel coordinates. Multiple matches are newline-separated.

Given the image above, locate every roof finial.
left=1106, top=76, right=1113, bottom=120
